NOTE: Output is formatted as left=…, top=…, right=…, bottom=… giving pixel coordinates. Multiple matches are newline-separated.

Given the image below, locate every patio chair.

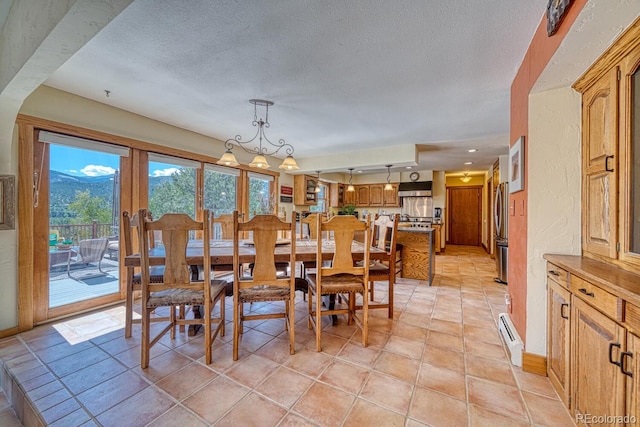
left=67, top=238, right=109, bottom=278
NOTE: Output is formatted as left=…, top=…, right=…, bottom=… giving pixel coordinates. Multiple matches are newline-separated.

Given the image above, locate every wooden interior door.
left=448, top=186, right=481, bottom=246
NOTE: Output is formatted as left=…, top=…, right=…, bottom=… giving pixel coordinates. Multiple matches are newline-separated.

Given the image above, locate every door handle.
left=620, top=352, right=633, bottom=377
left=609, top=342, right=622, bottom=367
left=605, top=155, right=614, bottom=172
left=560, top=303, right=569, bottom=319
left=549, top=270, right=560, bottom=277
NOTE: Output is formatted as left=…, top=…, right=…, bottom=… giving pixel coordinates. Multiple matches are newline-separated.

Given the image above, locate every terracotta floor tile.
left=336, top=342, right=382, bottom=367
left=429, top=318, right=463, bottom=336
left=422, top=345, right=465, bottom=373
left=225, top=354, right=279, bottom=388
left=392, top=322, right=428, bottom=342
left=59, top=358, right=126, bottom=395
left=464, top=324, right=503, bottom=346
left=155, top=362, right=218, bottom=401
left=469, top=403, right=530, bottom=427
left=522, top=391, right=574, bottom=426
left=278, top=412, right=317, bottom=426
left=182, top=376, right=249, bottom=423
left=134, top=350, right=193, bottom=383
left=513, top=369, right=558, bottom=399
left=467, top=376, right=527, bottom=421
left=417, top=362, right=466, bottom=401
left=293, top=382, right=355, bottom=426
left=409, top=386, right=468, bottom=426
left=465, top=354, right=517, bottom=387
left=302, top=332, right=348, bottom=355
left=383, top=335, right=424, bottom=359
left=343, top=398, right=405, bottom=427
left=284, top=348, right=332, bottom=378
left=77, top=371, right=149, bottom=416
left=360, top=371, right=413, bottom=413
left=426, top=330, right=464, bottom=352
left=464, top=337, right=507, bottom=361
left=318, top=359, right=370, bottom=394
left=146, top=405, right=207, bottom=426
left=374, top=351, right=420, bottom=383
left=96, top=387, right=175, bottom=427
left=256, top=366, right=313, bottom=408
left=216, top=392, right=287, bottom=426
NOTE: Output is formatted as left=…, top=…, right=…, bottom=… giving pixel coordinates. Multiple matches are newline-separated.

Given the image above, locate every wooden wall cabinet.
left=294, top=175, right=318, bottom=206
left=356, top=185, right=370, bottom=207
left=383, top=183, right=399, bottom=207
left=369, top=184, right=384, bottom=206
left=344, top=187, right=356, bottom=206
left=329, top=183, right=344, bottom=208
left=574, top=24, right=640, bottom=270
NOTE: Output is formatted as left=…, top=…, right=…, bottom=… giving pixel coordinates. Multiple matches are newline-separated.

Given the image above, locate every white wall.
left=526, top=87, right=581, bottom=355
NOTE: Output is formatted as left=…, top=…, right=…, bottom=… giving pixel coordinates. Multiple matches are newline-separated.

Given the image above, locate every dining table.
left=124, top=238, right=388, bottom=268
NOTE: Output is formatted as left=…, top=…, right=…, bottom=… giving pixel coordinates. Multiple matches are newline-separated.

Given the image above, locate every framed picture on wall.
left=0, top=175, right=15, bottom=230
left=509, top=136, right=524, bottom=193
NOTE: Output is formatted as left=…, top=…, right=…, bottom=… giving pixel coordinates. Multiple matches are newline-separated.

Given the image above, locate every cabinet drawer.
left=570, top=275, right=623, bottom=321
left=624, top=303, right=640, bottom=335
left=546, top=263, right=568, bottom=288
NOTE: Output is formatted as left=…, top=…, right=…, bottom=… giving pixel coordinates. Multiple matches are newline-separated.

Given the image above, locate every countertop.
left=397, top=227, right=433, bottom=233
left=543, top=254, right=640, bottom=308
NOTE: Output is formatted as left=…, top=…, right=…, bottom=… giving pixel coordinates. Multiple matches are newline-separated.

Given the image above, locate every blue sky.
left=51, top=145, right=181, bottom=177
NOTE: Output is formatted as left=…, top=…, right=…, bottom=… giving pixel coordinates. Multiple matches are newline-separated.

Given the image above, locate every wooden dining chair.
left=123, top=210, right=173, bottom=338
left=306, top=214, right=371, bottom=351
left=232, top=211, right=297, bottom=360
left=138, top=209, right=226, bottom=368
left=367, top=213, right=399, bottom=318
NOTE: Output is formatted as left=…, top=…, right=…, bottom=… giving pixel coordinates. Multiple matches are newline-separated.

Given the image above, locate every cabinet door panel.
left=548, top=280, right=571, bottom=407
left=582, top=68, right=618, bottom=259
left=626, top=333, right=640, bottom=426
left=572, top=297, right=625, bottom=424
left=369, top=184, right=384, bottom=206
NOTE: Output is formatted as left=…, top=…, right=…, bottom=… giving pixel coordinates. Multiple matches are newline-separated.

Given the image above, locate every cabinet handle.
left=620, top=352, right=634, bottom=377
left=578, top=288, right=595, bottom=297
left=609, top=342, right=622, bottom=367
left=560, top=303, right=569, bottom=319
left=605, top=155, right=614, bottom=172
left=549, top=270, right=560, bottom=277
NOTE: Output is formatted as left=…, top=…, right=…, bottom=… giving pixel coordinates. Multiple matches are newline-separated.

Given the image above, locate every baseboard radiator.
left=498, top=313, right=523, bottom=367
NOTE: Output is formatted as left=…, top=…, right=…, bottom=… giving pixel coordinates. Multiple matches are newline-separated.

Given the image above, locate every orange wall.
left=509, top=0, right=587, bottom=342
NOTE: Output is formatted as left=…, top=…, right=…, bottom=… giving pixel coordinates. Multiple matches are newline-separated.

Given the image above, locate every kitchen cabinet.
left=369, top=184, right=384, bottom=206
left=329, top=183, right=344, bottom=208
left=383, top=183, right=399, bottom=207
left=546, top=263, right=571, bottom=407
left=294, top=175, right=318, bottom=206
left=344, top=187, right=356, bottom=206
left=571, top=296, right=626, bottom=423
left=432, top=223, right=443, bottom=253
left=356, top=185, right=370, bottom=207
left=580, top=67, right=618, bottom=260
left=544, top=254, right=640, bottom=424
left=574, top=25, right=640, bottom=269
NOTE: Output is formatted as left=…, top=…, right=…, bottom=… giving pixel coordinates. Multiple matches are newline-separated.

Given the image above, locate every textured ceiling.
left=44, top=0, right=551, bottom=174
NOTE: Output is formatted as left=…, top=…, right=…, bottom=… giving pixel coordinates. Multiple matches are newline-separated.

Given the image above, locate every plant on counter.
left=340, top=204, right=358, bottom=216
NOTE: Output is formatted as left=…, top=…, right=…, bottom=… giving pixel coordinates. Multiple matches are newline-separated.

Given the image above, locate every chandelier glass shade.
left=347, top=168, right=355, bottom=192
left=460, top=172, right=472, bottom=183
left=384, top=164, right=393, bottom=190
left=216, top=99, right=299, bottom=170
left=314, top=171, right=321, bottom=193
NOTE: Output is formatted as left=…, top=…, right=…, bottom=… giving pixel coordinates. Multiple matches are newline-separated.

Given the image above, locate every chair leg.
left=204, top=298, right=212, bottom=365
left=370, top=281, right=375, bottom=301
left=289, top=295, right=295, bottom=355
left=124, top=278, right=134, bottom=338
left=233, top=295, right=239, bottom=361
left=141, top=304, right=151, bottom=369
left=388, top=277, right=394, bottom=319
left=362, top=289, right=369, bottom=347
left=315, top=290, right=322, bottom=352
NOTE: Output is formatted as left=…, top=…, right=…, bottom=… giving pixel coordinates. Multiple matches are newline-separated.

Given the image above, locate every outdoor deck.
left=49, top=257, right=120, bottom=308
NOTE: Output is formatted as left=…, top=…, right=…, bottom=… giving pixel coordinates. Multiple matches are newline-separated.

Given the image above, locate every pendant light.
left=347, top=168, right=355, bottom=192
left=314, top=170, right=321, bottom=193
left=384, top=164, right=393, bottom=190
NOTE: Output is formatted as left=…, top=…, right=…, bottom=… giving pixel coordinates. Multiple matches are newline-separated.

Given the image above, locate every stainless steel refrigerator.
left=494, top=182, right=508, bottom=284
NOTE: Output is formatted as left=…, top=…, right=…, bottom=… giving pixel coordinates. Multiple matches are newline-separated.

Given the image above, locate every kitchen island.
left=397, top=227, right=435, bottom=285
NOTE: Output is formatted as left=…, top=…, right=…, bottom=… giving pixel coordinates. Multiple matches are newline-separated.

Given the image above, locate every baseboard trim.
left=482, top=243, right=489, bottom=254
left=522, top=352, right=547, bottom=376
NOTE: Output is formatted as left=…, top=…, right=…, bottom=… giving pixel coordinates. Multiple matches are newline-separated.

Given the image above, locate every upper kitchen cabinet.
left=294, top=174, right=318, bottom=205
left=383, top=183, right=399, bottom=207
left=356, top=185, right=370, bottom=207
left=344, top=187, right=357, bottom=206
left=574, top=22, right=640, bottom=270
left=369, top=184, right=384, bottom=206
left=329, top=183, right=345, bottom=208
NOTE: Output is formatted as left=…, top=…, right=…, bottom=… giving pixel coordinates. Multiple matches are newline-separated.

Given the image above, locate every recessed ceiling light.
left=406, top=166, right=412, bottom=169
left=467, top=149, right=478, bottom=153
left=464, top=162, right=473, bottom=165
left=357, top=170, right=363, bottom=173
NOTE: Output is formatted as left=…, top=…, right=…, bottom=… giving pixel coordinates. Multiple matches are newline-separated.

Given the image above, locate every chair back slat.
left=213, top=214, right=234, bottom=239
left=373, top=214, right=399, bottom=256
left=317, top=215, right=369, bottom=277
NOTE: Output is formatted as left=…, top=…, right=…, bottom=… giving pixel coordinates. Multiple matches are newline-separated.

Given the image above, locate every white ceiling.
left=44, top=0, right=551, bottom=174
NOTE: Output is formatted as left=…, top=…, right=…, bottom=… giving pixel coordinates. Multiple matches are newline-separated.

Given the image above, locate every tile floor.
left=0, top=245, right=575, bottom=426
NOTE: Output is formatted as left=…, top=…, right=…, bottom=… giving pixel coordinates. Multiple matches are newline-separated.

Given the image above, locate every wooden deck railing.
left=50, top=221, right=118, bottom=245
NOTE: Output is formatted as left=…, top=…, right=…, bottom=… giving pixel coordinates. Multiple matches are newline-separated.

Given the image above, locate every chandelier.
left=460, top=172, right=472, bottom=183
left=216, top=99, right=299, bottom=170
left=347, top=168, right=355, bottom=192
